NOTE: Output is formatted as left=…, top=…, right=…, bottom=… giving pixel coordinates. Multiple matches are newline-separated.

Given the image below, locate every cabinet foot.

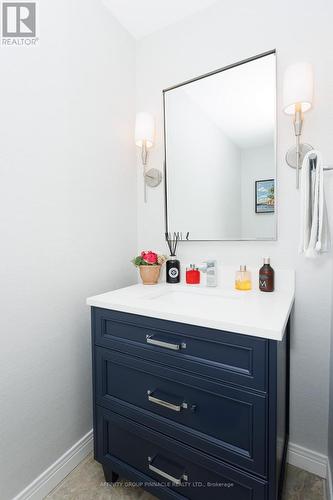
left=103, top=465, right=119, bottom=484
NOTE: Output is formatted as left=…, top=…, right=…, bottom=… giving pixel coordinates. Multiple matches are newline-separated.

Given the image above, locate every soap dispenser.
left=259, top=257, right=275, bottom=292
left=235, top=265, right=252, bottom=291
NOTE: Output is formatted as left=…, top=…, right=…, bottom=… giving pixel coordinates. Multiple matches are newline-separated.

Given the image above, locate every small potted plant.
left=132, top=251, right=167, bottom=285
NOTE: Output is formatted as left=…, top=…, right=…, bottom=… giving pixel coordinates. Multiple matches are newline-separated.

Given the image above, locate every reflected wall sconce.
left=135, top=112, right=162, bottom=203
left=283, top=62, right=314, bottom=189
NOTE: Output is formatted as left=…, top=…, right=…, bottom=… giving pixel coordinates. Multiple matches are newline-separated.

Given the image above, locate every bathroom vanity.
left=87, top=48, right=284, bottom=500
left=87, top=276, right=294, bottom=500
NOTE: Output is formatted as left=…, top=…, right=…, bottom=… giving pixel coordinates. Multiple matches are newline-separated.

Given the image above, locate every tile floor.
left=47, top=453, right=325, bottom=500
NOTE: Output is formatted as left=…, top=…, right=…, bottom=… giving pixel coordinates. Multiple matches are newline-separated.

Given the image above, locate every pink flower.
left=141, top=251, right=158, bottom=264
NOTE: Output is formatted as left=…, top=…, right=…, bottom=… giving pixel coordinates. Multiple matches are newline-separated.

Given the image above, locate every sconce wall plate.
left=145, top=168, right=162, bottom=188
left=286, top=143, right=313, bottom=169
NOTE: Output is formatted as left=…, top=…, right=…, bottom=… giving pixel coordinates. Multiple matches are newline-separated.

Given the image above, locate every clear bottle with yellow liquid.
left=235, top=265, right=252, bottom=291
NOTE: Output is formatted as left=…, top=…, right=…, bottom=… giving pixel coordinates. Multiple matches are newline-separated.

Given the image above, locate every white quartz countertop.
left=87, top=268, right=295, bottom=341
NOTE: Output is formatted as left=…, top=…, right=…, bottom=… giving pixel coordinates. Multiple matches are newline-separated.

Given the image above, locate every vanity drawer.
left=92, top=308, right=267, bottom=391
left=96, top=407, right=267, bottom=500
left=95, top=347, right=267, bottom=476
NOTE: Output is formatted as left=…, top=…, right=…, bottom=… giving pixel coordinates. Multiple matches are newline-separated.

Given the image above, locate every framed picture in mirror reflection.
left=255, top=179, right=275, bottom=213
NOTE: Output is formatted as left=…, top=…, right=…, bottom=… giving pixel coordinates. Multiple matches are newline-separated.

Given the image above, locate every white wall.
left=328, top=188, right=333, bottom=487
left=136, top=0, right=333, bottom=456
left=166, top=89, right=241, bottom=239
left=329, top=293, right=333, bottom=489
left=0, top=1, right=136, bottom=498
left=240, top=144, right=275, bottom=239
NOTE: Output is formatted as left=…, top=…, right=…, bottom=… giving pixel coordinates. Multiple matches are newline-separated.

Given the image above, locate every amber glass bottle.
left=259, top=258, right=275, bottom=292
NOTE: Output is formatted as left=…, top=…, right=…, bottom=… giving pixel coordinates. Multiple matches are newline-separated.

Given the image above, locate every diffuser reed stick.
left=165, top=231, right=189, bottom=256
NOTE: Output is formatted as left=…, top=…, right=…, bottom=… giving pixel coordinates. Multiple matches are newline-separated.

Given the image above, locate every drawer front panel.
left=95, top=347, right=266, bottom=475
left=96, top=407, right=267, bottom=500
left=92, top=308, right=267, bottom=391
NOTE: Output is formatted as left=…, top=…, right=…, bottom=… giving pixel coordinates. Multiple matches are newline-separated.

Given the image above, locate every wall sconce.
left=135, top=112, right=162, bottom=203
left=283, top=62, right=314, bottom=188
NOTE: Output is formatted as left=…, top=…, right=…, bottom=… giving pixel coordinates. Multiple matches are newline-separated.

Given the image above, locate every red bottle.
left=186, top=265, right=200, bottom=284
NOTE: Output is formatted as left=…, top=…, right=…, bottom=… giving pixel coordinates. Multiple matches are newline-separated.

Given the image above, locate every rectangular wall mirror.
left=163, top=51, right=277, bottom=241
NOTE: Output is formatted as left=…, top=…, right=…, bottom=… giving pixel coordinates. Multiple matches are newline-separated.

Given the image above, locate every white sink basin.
left=142, top=287, right=241, bottom=309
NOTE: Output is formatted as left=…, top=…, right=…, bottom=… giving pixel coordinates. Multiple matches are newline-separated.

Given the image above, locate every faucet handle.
left=201, top=260, right=217, bottom=271
left=203, top=260, right=217, bottom=268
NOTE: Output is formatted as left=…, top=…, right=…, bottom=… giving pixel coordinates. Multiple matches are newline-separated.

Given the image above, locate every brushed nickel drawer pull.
left=146, top=334, right=186, bottom=351
left=147, top=390, right=188, bottom=412
left=148, top=456, right=188, bottom=485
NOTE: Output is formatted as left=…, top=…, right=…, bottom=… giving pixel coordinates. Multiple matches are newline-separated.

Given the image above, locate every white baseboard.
left=287, top=442, right=328, bottom=479
left=13, top=429, right=93, bottom=500
left=326, top=458, right=333, bottom=500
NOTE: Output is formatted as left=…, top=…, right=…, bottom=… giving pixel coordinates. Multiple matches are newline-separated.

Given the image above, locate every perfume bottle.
left=186, top=265, right=200, bottom=284
left=235, top=265, right=252, bottom=291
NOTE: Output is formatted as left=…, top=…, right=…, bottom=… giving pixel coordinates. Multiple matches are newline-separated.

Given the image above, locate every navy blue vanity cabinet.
left=91, top=307, right=290, bottom=500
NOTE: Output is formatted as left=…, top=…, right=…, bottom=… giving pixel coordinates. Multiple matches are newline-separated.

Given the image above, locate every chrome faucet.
left=200, top=260, right=218, bottom=287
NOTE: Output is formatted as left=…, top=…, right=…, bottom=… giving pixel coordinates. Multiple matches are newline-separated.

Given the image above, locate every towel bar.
left=308, top=153, right=333, bottom=171
left=288, top=151, right=333, bottom=183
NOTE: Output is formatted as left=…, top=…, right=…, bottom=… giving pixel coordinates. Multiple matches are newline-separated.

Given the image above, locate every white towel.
left=299, top=150, right=331, bottom=258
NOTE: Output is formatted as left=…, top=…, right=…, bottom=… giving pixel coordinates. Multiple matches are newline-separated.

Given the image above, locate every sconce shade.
left=135, top=112, right=155, bottom=148
left=283, top=62, right=314, bottom=115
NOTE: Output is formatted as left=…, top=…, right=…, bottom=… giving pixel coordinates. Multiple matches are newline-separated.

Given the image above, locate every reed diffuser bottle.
left=165, top=232, right=182, bottom=284
left=166, top=257, right=180, bottom=283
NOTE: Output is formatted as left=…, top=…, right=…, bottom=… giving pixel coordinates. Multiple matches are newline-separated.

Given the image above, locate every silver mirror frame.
left=162, top=50, right=277, bottom=242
